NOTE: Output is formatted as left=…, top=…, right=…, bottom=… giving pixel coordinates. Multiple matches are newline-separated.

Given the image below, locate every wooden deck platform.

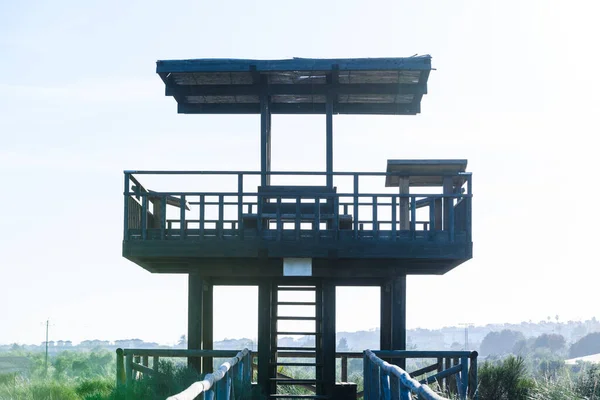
left=122, top=169, right=472, bottom=276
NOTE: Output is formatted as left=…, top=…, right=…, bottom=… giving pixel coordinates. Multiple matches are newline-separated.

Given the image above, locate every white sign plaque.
left=283, top=258, right=312, bottom=276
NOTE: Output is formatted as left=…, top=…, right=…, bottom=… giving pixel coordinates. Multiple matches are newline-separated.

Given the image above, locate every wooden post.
left=322, top=280, right=336, bottom=396
left=434, top=198, right=443, bottom=231
left=443, top=177, right=453, bottom=231
left=398, top=177, right=410, bottom=230
left=469, top=352, right=478, bottom=400
left=341, top=355, right=348, bottom=382
left=125, top=353, right=133, bottom=387
left=326, top=91, right=334, bottom=189
left=260, top=89, right=271, bottom=187
left=188, top=274, right=203, bottom=372
left=380, top=281, right=392, bottom=354
left=116, top=348, right=125, bottom=387
left=391, top=275, right=407, bottom=370
left=258, top=280, right=272, bottom=396
left=202, top=280, right=214, bottom=374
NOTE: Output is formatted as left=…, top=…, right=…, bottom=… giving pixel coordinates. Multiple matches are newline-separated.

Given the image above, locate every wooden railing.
left=363, top=350, right=478, bottom=400
left=115, top=348, right=252, bottom=397
left=123, top=170, right=472, bottom=244
left=167, top=349, right=251, bottom=400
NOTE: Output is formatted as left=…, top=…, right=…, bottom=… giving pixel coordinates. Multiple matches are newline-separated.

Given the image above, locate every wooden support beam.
left=166, top=83, right=427, bottom=97
left=187, top=274, right=203, bottom=372
left=380, top=280, right=392, bottom=353
left=201, top=279, right=213, bottom=374
left=178, top=102, right=418, bottom=115
left=260, top=91, right=271, bottom=187
left=443, top=177, right=454, bottom=231
left=258, top=280, right=272, bottom=395
left=391, top=275, right=407, bottom=370
left=322, top=280, right=336, bottom=396
left=398, top=177, right=410, bottom=230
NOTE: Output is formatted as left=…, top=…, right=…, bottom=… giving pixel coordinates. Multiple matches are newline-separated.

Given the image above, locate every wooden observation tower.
left=122, top=56, right=473, bottom=399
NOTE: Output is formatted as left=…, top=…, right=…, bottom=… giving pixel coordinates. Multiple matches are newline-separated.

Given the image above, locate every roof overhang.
left=156, top=56, right=432, bottom=115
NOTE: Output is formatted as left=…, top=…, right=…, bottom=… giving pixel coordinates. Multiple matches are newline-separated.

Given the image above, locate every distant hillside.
left=2, top=317, right=598, bottom=354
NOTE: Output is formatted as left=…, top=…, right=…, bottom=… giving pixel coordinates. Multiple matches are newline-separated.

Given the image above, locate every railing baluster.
left=353, top=174, right=359, bottom=239
left=238, top=174, right=244, bottom=239
left=429, top=198, right=435, bottom=232
left=199, top=195, right=205, bottom=239
left=449, top=194, right=455, bottom=242
left=218, top=195, right=224, bottom=239
left=123, top=173, right=130, bottom=240
left=314, top=196, right=320, bottom=240
left=125, top=353, right=133, bottom=387
left=372, top=195, right=378, bottom=239
left=180, top=195, right=186, bottom=240
left=141, top=194, right=147, bottom=240
left=466, top=174, right=472, bottom=243
left=276, top=197, right=282, bottom=241
left=341, top=355, right=348, bottom=382
left=410, top=195, right=416, bottom=239
left=161, top=195, right=167, bottom=240
left=295, top=196, right=301, bottom=241
left=460, top=356, right=469, bottom=400
left=391, top=195, right=397, bottom=240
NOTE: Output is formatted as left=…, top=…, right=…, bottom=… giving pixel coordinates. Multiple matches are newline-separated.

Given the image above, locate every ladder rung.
left=277, top=331, right=320, bottom=336
left=270, top=378, right=322, bottom=384
left=276, top=347, right=316, bottom=351
left=277, top=302, right=317, bottom=306
left=278, top=316, right=316, bottom=320
left=269, top=396, right=329, bottom=399
left=271, top=362, right=321, bottom=366
left=275, top=352, right=316, bottom=358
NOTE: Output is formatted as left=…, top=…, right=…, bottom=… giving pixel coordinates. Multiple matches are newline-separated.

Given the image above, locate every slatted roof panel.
left=157, top=56, right=432, bottom=115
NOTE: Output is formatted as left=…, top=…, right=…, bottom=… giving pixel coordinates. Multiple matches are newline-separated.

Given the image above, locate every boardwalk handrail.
left=167, top=348, right=251, bottom=400
left=364, top=350, right=448, bottom=400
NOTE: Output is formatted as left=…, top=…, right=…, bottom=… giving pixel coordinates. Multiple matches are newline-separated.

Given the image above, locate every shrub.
left=477, top=356, right=534, bottom=400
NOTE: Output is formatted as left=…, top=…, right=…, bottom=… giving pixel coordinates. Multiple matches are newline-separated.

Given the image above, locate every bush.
left=478, top=356, right=534, bottom=400
left=576, top=364, right=600, bottom=399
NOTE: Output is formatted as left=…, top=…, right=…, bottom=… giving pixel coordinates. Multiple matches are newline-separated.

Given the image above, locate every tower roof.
left=157, top=56, right=432, bottom=115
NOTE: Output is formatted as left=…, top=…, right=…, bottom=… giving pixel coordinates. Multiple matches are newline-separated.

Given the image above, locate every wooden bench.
left=242, top=185, right=352, bottom=230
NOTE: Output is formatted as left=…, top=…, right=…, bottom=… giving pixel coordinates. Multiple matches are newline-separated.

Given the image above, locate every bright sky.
left=1, top=0, right=598, bottom=346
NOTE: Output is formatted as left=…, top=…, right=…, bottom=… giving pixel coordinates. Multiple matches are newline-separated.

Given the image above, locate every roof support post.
left=201, top=279, right=213, bottom=374
left=325, top=66, right=338, bottom=189
left=258, top=279, right=273, bottom=395
left=380, top=279, right=392, bottom=358
left=391, top=275, right=407, bottom=369
left=322, top=279, right=336, bottom=396
left=187, top=274, right=203, bottom=372
left=260, top=83, right=272, bottom=187
left=326, top=97, right=333, bottom=188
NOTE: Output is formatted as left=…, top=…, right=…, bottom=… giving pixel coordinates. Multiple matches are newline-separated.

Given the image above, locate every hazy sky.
left=1, top=0, right=598, bottom=346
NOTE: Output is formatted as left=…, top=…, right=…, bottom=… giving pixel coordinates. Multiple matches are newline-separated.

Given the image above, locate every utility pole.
left=458, top=322, right=473, bottom=350
left=45, top=319, right=49, bottom=377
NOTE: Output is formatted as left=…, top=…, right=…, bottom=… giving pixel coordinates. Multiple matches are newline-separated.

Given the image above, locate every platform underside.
left=123, top=230, right=471, bottom=276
